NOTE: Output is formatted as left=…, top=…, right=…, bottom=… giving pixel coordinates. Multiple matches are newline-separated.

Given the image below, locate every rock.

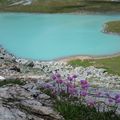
left=0, top=56, right=4, bottom=59
left=10, top=66, right=21, bottom=72
left=0, top=87, right=11, bottom=99
left=0, top=76, right=5, bottom=81
left=0, top=47, right=15, bottom=61
left=0, top=105, right=27, bottom=120
left=26, top=61, right=34, bottom=67
left=9, top=0, right=32, bottom=6
left=38, top=94, right=50, bottom=100
left=20, top=99, right=63, bottom=120
left=16, top=58, right=28, bottom=64
left=0, top=103, right=47, bottom=120
left=0, top=84, right=63, bottom=120
left=22, top=83, right=40, bottom=98
left=8, top=85, right=32, bottom=100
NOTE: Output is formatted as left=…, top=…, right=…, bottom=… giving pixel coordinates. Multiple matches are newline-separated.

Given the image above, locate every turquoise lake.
left=0, top=13, right=120, bottom=60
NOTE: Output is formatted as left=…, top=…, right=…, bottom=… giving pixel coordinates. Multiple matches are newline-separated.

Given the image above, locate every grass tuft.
left=104, top=21, right=120, bottom=35
left=55, top=100, right=120, bottom=120
left=68, top=56, right=120, bottom=75
left=0, top=79, right=25, bottom=87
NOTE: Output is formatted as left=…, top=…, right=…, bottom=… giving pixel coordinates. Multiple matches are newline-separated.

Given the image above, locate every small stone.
left=0, top=76, right=5, bottom=81
left=10, top=66, right=21, bottom=72
left=38, top=93, right=50, bottom=100
left=26, top=61, right=34, bottom=67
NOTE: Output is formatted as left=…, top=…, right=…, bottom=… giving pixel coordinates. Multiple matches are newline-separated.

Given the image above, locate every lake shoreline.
left=0, top=10, right=120, bottom=15
left=1, top=44, right=120, bottom=62
left=55, top=53, right=120, bottom=62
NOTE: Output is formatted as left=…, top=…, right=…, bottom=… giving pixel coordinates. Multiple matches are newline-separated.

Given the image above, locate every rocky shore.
left=0, top=46, right=65, bottom=120
left=0, top=46, right=120, bottom=119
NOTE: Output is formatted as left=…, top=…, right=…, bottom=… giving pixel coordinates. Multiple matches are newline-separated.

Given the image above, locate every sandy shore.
left=56, top=53, right=120, bottom=62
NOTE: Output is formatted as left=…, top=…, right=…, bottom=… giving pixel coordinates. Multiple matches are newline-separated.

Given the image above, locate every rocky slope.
left=0, top=46, right=120, bottom=119
left=0, top=82, right=64, bottom=120
left=1, top=46, right=120, bottom=90
left=0, top=46, right=64, bottom=120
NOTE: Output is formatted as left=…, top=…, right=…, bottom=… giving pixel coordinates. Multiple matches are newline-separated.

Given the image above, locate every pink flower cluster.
left=42, top=72, right=120, bottom=112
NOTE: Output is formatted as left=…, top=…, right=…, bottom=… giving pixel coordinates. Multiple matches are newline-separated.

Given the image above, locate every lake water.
left=0, top=13, right=120, bottom=60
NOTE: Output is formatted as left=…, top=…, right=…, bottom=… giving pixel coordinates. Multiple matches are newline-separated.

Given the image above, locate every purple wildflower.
left=69, top=87, right=77, bottom=95
left=87, top=99, right=95, bottom=108
left=56, top=73, right=61, bottom=78
left=44, top=83, right=52, bottom=89
left=51, top=74, right=56, bottom=80
left=115, top=98, right=120, bottom=104
left=81, top=84, right=89, bottom=90
left=115, top=94, right=120, bottom=100
left=56, top=79, right=63, bottom=84
left=66, top=82, right=74, bottom=88
left=80, top=80, right=88, bottom=85
left=108, top=98, right=113, bottom=103
left=80, top=90, right=87, bottom=97
left=95, top=92, right=102, bottom=97
left=80, top=80, right=89, bottom=90
left=67, top=76, right=73, bottom=82
left=115, top=94, right=120, bottom=104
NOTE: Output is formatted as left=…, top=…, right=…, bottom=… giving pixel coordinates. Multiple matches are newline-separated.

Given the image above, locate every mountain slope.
left=0, top=0, right=120, bottom=13
left=0, top=0, right=32, bottom=6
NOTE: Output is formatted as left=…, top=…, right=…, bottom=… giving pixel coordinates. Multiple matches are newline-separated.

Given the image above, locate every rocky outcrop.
left=0, top=46, right=16, bottom=61
left=0, top=79, right=63, bottom=120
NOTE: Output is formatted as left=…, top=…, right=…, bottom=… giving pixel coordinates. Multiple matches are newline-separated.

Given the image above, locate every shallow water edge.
left=1, top=44, right=120, bottom=62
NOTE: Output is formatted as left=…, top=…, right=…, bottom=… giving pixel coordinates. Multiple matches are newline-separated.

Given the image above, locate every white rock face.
left=0, top=76, right=5, bottom=81
left=9, top=0, right=33, bottom=6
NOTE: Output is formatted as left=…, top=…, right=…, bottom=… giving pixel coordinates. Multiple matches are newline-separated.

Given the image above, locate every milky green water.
left=0, top=13, right=120, bottom=60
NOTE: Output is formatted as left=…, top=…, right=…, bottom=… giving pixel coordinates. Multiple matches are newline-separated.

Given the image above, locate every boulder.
left=20, top=99, right=62, bottom=120
left=0, top=84, right=64, bottom=120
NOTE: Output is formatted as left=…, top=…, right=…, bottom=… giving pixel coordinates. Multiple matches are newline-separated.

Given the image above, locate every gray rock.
left=0, top=105, right=27, bottom=120
left=0, top=76, right=5, bottom=81
left=38, top=94, right=50, bottom=100
left=0, top=87, right=12, bottom=99
left=10, top=66, right=21, bottom=72
left=15, top=58, right=28, bottom=64
left=26, top=61, right=34, bottom=67
left=0, top=84, right=63, bottom=120
left=20, top=99, right=62, bottom=120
